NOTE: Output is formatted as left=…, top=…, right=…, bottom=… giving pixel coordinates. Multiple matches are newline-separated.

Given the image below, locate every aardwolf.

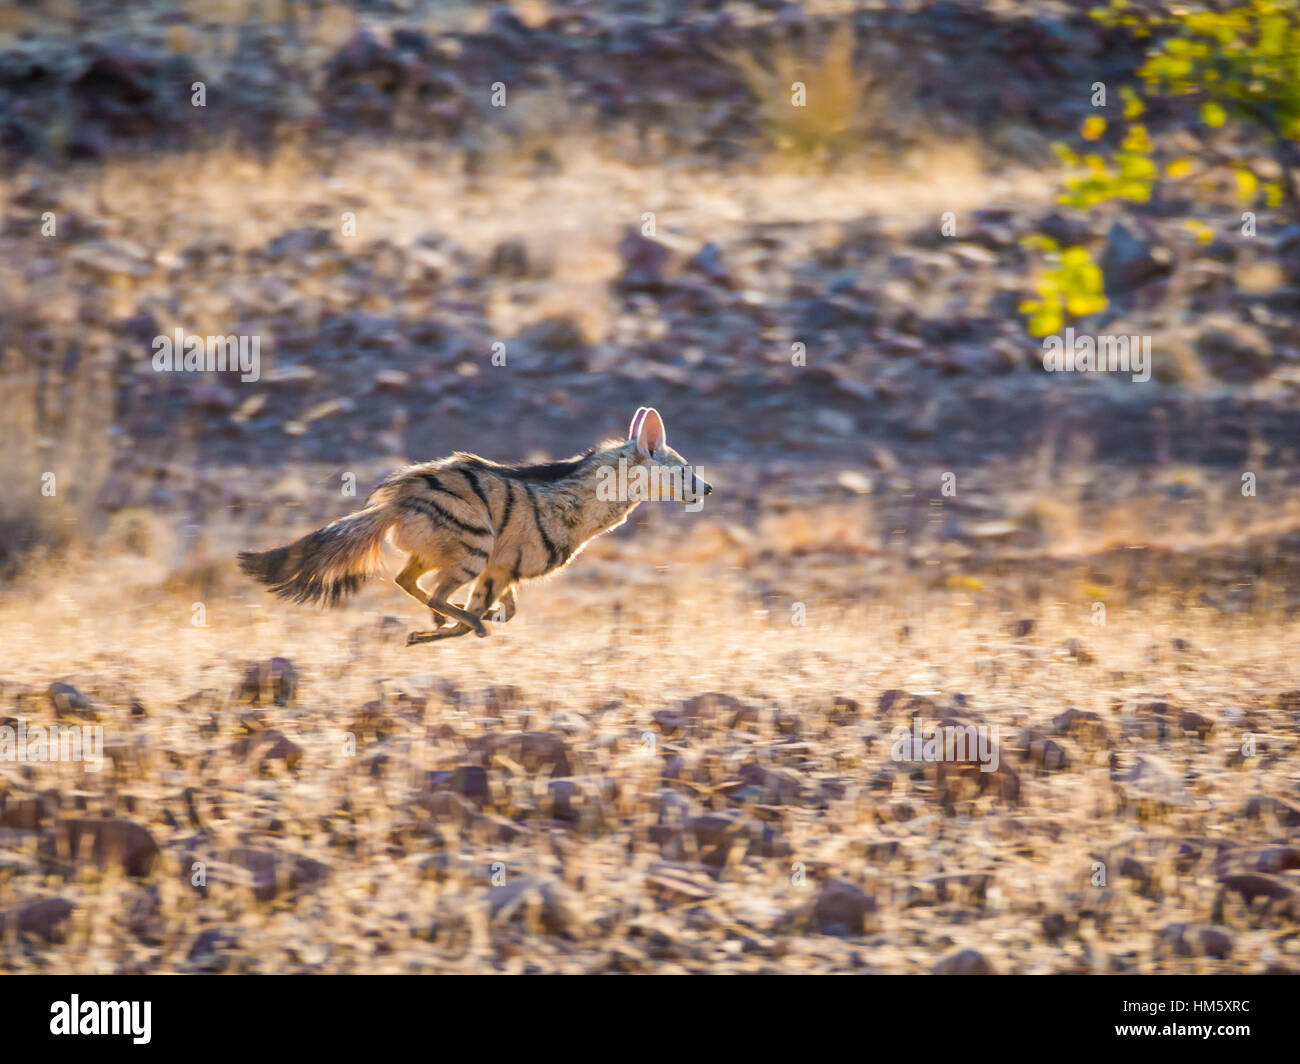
left=238, top=408, right=711, bottom=644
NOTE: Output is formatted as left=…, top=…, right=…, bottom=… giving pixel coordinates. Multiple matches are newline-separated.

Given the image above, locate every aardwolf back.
left=238, top=407, right=711, bottom=644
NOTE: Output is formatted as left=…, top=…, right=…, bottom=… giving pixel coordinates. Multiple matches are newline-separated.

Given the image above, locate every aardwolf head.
left=621, top=407, right=712, bottom=506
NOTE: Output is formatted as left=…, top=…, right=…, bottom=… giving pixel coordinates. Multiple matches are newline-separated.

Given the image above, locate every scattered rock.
left=0, top=790, right=60, bottom=832
left=1159, top=923, right=1233, bottom=959
left=1101, top=220, right=1170, bottom=293
left=231, top=728, right=303, bottom=772
left=478, top=732, right=573, bottom=776
left=933, top=948, right=996, bottom=974
left=1217, top=846, right=1300, bottom=875
left=1193, top=315, right=1272, bottom=382
left=1025, top=736, right=1071, bottom=773
left=615, top=230, right=672, bottom=293
left=1052, top=707, right=1107, bottom=742
left=0, top=896, right=74, bottom=940
left=424, top=766, right=491, bottom=808
left=1178, top=709, right=1215, bottom=740
left=1041, top=912, right=1069, bottom=940
left=686, top=242, right=731, bottom=286
left=1244, top=795, right=1300, bottom=827
left=47, top=682, right=90, bottom=718
left=237, top=657, right=298, bottom=706
left=186, top=927, right=242, bottom=972
left=645, top=862, right=716, bottom=904
left=543, top=776, right=618, bottom=823
left=40, top=817, right=159, bottom=878
left=488, top=875, right=581, bottom=936
left=1216, top=872, right=1296, bottom=906
left=488, top=238, right=532, bottom=278
left=808, top=878, right=877, bottom=937
left=828, top=695, right=861, bottom=724
left=202, top=847, right=330, bottom=903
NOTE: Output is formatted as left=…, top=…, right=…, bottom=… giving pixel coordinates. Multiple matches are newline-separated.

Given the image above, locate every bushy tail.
left=238, top=504, right=394, bottom=606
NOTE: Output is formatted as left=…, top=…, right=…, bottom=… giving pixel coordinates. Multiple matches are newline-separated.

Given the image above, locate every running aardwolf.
left=238, top=408, right=711, bottom=644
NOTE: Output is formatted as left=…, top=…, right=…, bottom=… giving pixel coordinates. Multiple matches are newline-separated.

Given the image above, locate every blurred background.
left=0, top=0, right=1298, bottom=974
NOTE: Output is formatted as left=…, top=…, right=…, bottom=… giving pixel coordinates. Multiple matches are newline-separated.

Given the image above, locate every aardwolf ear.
left=635, top=408, right=667, bottom=458
left=628, top=407, right=649, bottom=440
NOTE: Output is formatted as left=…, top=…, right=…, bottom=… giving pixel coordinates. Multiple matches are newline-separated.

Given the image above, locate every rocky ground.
left=2, top=572, right=1299, bottom=974
left=0, top=0, right=1298, bottom=973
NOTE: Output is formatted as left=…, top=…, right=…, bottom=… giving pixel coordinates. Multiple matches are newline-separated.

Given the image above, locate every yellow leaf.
left=1019, top=234, right=1060, bottom=253
left=1235, top=168, right=1258, bottom=200
left=1081, top=115, right=1107, bottom=140
left=1121, top=124, right=1152, bottom=152
left=1120, top=87, right=1145, bottom=119
left=1202, top=101, right=1227, bottom=127
left=1052, top=143, right=1080, bottom=166
left=1166, top=157, right=1192, bottom=177
left=1028, top=310, right=1062, bottom=338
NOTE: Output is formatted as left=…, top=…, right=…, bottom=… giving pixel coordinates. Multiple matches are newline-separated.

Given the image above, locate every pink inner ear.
left=641, top=409, right=666, bottom=453
left=628, top=408, right=648, bottom=440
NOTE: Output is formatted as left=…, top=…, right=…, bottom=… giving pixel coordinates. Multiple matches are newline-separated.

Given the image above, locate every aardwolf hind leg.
left=394, top=554, right=454, bottom=629
left=394, top=555, right=431, bottom=606
left=406, top=622, right=475, bottom=644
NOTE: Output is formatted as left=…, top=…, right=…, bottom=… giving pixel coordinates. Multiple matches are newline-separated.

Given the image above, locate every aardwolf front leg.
left=489, top=585, right=517, bottom=623
left=465, top=575, right=518, bottom=623
left=406, top=564, right=489, bottom=645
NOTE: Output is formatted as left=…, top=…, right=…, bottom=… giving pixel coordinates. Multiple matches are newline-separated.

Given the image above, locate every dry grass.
left=0, top=135, right=1054, bottom=355
left=1, top=546, right=1297, bottom=973
left=0, top=349, right=117, bottom=577
left=721, top=22, right=925, bottom=170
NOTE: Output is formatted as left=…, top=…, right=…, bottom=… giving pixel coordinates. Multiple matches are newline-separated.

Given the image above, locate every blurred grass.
left=0, top=346, right=116, bottom=578
left=2, top=557, right=1298, bottom=972
left=722, top=22, right=909, bottom=170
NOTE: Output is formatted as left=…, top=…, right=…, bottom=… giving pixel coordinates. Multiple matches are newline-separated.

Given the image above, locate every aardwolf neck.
left=515, top=441, right=640, bottom=542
